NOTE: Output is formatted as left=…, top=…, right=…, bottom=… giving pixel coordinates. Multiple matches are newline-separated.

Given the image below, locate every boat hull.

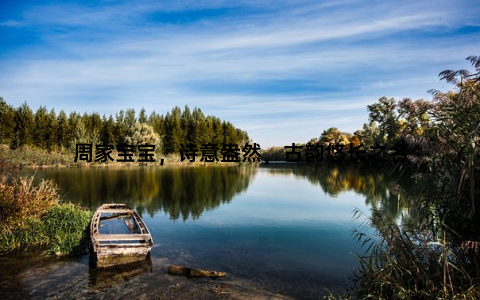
left=90, top=204, right=153, bottom=268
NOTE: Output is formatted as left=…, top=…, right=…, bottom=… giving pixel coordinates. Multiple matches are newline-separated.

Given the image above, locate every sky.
left=1, top=0, right=479, bottom=148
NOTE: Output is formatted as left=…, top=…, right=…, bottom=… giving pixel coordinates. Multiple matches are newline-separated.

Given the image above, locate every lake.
left=0, top=164, right=405, bottom=299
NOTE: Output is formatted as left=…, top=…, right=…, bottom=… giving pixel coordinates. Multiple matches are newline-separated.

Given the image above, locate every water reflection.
left=26, top=164, right=410, bottom=222
left=28, top=166, right=256, bottom=220
left=262, top=163, right=410, bottom=221
left=88, top=258, right=152, bottom=291
left=13, top=164, right=413, bottom=298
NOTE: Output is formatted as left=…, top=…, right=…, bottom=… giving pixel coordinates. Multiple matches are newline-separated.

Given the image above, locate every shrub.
left=0, top=175, right=92, bottom=256
left=43, top=203, right=92, bottom=256
left=0, top=176, right=59, bottom=231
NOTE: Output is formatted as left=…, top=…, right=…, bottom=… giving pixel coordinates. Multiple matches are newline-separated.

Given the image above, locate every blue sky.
left=1, top=0, right=479, bottom=147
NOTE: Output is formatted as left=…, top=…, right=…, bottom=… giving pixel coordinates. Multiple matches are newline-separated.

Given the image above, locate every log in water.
left=168, top=265, right=227, bottom=278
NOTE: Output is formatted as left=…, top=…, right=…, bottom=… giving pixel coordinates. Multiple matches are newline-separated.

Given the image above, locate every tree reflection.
left=262, top=163, right=412, bottom=221
left=46, top=166, right=255, bottom=221
left=31, top=163, right=414, bottom=222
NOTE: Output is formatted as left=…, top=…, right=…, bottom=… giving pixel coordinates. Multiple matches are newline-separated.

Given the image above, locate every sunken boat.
left=90, top=203, right=153, bottom=268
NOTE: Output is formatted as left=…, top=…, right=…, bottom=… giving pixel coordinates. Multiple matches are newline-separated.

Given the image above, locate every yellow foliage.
left=0, top=176, right=59, bottom=231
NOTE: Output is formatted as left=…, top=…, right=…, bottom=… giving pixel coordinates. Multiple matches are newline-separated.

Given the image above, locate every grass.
left=0, top=144, right=75, bottom=168
left=0, top=144, right=246, bottom=168
left=0, top=175, right=59, bottom=228
left=0, top=174, right=92, bottom=256
left=42, top=203, right=92, bottom=255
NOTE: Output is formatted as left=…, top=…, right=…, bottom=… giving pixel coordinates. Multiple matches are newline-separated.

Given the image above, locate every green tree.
left=125, top=108, right=136, bottom=131
left=181, top=105, right=193, bottom=145
left=67, top=112, right=80, bottom=149
left=101, top=115, right=116, bottom=145
left=0, top=97, right=15, bottom=145
left=34, top=106, right=48, bottom=149
left=192, top=107, right=207, bottom=148
left=57, top=110, right=70, bottom=151
left=86, top=112, right=102, bottom=145
left=367, top=96, right=400, bottom=145
left=358, top=122, right=380, bottom=149
left=319, top=127, right=352, bottom=145
left=14, top=102, right=34, bottom=148
left=73, top=119, right=89, bottom=145
left=138, top=107, right=147, bottom=124
left=163, top=106, right=182, bottom=154
left=46, top=108, right=58, bottom=151
left=115, top=109, right=126, bottom=144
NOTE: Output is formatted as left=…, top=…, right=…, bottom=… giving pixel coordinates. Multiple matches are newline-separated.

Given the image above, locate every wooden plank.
left=97, top=209, right=134, bottom=214
left=98, top=243, right=149, bottom=247
left=97, top=246, right=151, bottom=256
left=93, top=234, right=151, bottom=241
left=90, top=213, right=101, bottom=235
left=131, top=213, right=149, bottom=234
left=100, top=213, right=131, bottom=221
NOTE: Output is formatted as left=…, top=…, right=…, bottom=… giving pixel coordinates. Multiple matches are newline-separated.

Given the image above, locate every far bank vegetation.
left=0, top=103, right=250, bottom=167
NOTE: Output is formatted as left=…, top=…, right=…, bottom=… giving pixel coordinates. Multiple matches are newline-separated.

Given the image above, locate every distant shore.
left=0, top=144, right=262, bottom=169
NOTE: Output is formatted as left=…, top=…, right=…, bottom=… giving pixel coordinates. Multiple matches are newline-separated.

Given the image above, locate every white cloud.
left=1, top=0, right=479, bottom=147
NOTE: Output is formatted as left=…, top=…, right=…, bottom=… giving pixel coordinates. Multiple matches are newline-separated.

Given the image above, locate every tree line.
left=263, top=79, right=469, bottom=163
left=0, top=101, right=250, bottom=155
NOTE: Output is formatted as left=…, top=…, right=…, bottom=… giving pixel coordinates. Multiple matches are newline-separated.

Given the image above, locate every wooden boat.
left=90, top=203, right=153, bottom=268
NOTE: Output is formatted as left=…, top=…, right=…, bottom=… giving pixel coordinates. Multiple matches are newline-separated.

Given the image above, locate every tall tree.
left=181, top=105, right=193, bottom=144
left=88, top=112, right=102, bottom=145
left=14, top=102, right=34, bottom=148
left=163, top=106, right=182, bottom=154
left=67, top=112, right=80, bottom=149
left=47, top=108, right=58, bottom=151
left=34, top=106, right=48, bottom=149
left=192, top=107, right=207, bottom=148
left=57, top=110, right=70, bottom=151
left=358, top=122, right=380, bottom=149
left=115, top=109, right=126, bottom=144
left=101, top=115, right=116, bottom=145
left=148, top=111, right=164, bottom=139
left=125, top=108, right=136, bottom=131
left=0, top=98, right=15, bottom=145
left=138, top=107, right=147, bottom=124
left=319, top=127, right=351, bottom=145
left=366, top=96, right=400, bottom=145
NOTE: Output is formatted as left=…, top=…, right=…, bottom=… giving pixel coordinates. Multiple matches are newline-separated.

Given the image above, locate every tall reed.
left=352, top=208, right=480, bottom=299
left=0, top=175, right=91, bottom=255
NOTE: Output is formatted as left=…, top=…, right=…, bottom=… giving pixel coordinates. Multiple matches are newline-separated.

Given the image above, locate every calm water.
left=1, top=164, right=405, bottom=299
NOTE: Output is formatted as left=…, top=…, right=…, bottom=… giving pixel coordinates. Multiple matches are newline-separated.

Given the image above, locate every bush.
left=43, top=203, right=92, bottom=256
left=0, top=176, right=59, bottom=231
left=0, top=175, right=92, bottom=255
left=0, top=217, right=46, bottom=251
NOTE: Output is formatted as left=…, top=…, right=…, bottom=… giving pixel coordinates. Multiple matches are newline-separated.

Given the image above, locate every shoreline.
left=0, top=144, right=263, bottom=169
left=0, top=252, right=301, bottom=299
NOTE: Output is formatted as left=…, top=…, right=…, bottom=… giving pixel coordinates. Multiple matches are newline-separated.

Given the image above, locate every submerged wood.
left=168, top=265, right=227, bottom=278
left=90, top=203, right=153, bottom=268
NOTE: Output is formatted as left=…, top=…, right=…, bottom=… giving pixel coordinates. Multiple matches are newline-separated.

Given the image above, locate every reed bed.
left=0, top=175, right=91, bottom=255
left=351, top=209, right=480, bottom=299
